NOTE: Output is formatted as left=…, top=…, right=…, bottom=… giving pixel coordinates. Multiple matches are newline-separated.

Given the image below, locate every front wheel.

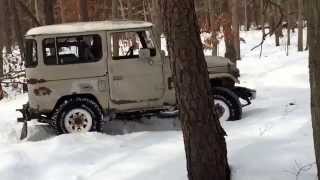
left=211, top=87, right=242, bottom=121
left=51, top=97, right=103, bottom=134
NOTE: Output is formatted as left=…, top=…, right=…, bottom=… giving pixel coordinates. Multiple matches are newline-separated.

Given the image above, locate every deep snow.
left=0, top=29, right=316, bottom=180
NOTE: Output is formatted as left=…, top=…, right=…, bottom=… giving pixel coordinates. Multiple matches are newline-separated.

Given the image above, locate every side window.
left=43, top=35, right=102, bottom=65
left=25, top=39, right=38, bottom=68
left=111, top=31, right=156, bottom=60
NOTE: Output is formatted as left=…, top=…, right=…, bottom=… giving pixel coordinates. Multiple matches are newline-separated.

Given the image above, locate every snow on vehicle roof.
left=26, top=20, right=153, bottom=36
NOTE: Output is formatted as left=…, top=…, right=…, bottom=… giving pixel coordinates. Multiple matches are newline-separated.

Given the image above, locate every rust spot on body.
left=33, top=87, right=52, bottom=96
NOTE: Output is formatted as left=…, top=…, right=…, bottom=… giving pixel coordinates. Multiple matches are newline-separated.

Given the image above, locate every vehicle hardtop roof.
left=26, top=20, right=153, bottom=36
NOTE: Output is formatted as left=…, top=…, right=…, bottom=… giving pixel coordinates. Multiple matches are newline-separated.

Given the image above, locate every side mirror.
left=139, top=48, right=151, bottom=59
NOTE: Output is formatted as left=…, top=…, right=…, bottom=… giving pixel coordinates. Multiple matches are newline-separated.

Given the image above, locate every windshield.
left=25, top=39, right=38, bottom=68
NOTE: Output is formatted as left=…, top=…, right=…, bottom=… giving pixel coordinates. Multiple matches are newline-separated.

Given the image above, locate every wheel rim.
left=64, top=108, right=93, bottom=133
left=215, top=99, right=231, bottom=122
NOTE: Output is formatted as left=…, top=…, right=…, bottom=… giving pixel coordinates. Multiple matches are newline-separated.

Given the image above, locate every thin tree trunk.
left=79, top=0, right=89, bottom=21
left=10, top=0, right=25, bottom=61
left=223, top=0, right=236, bottom=63
left=287, top=1, right=291, bottom=46
left=244, top=0, right=248, bottom=31
left=112, top=0, right=119, bottom=57
left=151, top=0, right=162, bottom=47
left=305, top=0, right=320, bottom=178
left=232, top=0, right=240, bottom=60
left=208, top=0, right=218, bottom=56
left=161, top=0, right=230, bottom=180
left=0, top=0, right=3, bottom=79
left=3, top=0, right=12, bottom=53
left=298, top=0, right=304, bottom=51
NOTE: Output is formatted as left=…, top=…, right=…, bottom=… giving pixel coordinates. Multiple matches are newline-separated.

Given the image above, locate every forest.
left=0, top=0, right=320, bottom=180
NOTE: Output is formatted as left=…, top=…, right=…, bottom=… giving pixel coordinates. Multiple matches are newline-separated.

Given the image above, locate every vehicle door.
left=107, top=29, right=165, bottom=110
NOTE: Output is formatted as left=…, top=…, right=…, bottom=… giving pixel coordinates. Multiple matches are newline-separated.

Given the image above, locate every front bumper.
left=232, top=86, right=256, bottom=107
left=17, top=103, right=41, bottom=140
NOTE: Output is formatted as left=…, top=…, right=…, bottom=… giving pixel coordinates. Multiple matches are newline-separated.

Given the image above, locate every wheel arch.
left=209, top=75, right=239, bottom=88
left=51, top=94, right=104, bottom=117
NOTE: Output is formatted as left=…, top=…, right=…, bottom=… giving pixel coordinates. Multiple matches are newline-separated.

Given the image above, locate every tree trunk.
left=306, top=0, right=320, bottom=178
left=10, top=0, right=25, bottom=61
left=231, top=0, right=240, bottom=60
left=298, top=0, right=304, bottom=51
left=160, top=1, right=230, bottom=180
left=151, top=0, right=162, bottom=47
left=244, top=0, right=249, bottom=31
left=37, top=0, right=55, bottom=25
left=79, top=0, right=89, bottom=21
left=3, top=0, right=13, bottom=53
left=112, top=0, right=120, bottom=57
left=287, top=1, right=291, bottom=46
left=0, top=0, right=3, bottom=79
left=223, top=0, right=236, bottom=63
left=208, top=0, right=218, bottom=56
left=274, top=5, right=282, bottom=47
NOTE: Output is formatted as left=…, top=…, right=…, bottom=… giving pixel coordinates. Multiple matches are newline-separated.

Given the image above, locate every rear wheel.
left=51, top=97, right=103, bottom=134
left=211, top=87, right=242, bottom=121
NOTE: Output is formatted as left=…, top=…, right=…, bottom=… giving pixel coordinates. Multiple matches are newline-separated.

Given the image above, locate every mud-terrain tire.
left=51, top=97, right=103, bottom=134
left=211, top=87, right=242, bottom=121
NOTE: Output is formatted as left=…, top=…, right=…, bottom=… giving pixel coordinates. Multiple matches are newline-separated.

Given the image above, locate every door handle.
left=113, top=75, right=123, bottom=81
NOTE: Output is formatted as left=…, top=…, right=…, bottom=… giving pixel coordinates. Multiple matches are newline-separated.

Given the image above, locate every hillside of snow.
left=0, top=30, right=316, bottom=180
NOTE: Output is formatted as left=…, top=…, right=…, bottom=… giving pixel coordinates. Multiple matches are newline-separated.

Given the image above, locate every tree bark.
left=287, top=1, right=291, bottom=46
left=231, top=0, right=240, bottom=60
left=306, top=0, right=320, bottom=178
left=208, top=0, right=218, bottom=56
left=160, top=1, right=230, bottom=180
left=0, top=0, right=3, bottom=79
left=10, top=0, right=25, bottom=61
left=223, top=0, right=236, bottom=63
left=79, top=0, right=89, bottom=21
left=298, top=0, right=304, bottom=51
left=112, top=0, right=120, bottom=57
left=151, top=0, right=162, bottom=47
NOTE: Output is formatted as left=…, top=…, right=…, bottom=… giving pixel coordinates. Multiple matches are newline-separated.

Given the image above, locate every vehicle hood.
left=205, top=56, right=233, bottom=68
left=205, top=56, right=240, bottom=78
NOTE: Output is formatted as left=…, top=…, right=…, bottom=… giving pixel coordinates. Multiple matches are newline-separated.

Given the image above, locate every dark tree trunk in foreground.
left=160, top=1, right=230, bottom=180
left=306, top=0, right=320, bottom=178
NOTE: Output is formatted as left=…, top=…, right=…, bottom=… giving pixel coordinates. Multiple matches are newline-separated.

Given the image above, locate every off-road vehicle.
left=18, top=20, right=256, bottom=139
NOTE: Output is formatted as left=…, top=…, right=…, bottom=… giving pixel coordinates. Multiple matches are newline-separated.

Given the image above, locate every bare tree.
left=306, top=0, right=320, bottom=179
left=151, top=0, right=162, bottom=47
left=112, top=0, right=120, bottom=57
left=297, top=0, right=303, bottom=51
left=231, top=0, right=240, bottom=60
left=160, top=0, right=230, bottom=180
left=10, top=0, right=25, bottom=60
left=79, top=0, right=89, bottom=21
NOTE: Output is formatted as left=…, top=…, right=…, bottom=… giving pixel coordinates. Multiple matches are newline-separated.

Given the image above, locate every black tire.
left=211, top=87, right=242, bottom=121
left=51, top=97, right=104, bottom=134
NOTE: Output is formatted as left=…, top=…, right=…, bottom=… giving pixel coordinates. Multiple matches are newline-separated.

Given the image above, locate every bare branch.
left=251, top=0, right=285, bottom=52
left=17, top=0, right=41, bottom=26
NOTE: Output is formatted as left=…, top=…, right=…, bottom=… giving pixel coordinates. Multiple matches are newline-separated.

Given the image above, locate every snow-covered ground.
left=0, top=30, right=316, bottom=180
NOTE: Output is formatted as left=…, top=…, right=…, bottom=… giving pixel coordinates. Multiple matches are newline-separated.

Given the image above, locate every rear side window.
left=25, top=39, right=38, bottom=68
left=43, top=35, right=102, bottom=65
